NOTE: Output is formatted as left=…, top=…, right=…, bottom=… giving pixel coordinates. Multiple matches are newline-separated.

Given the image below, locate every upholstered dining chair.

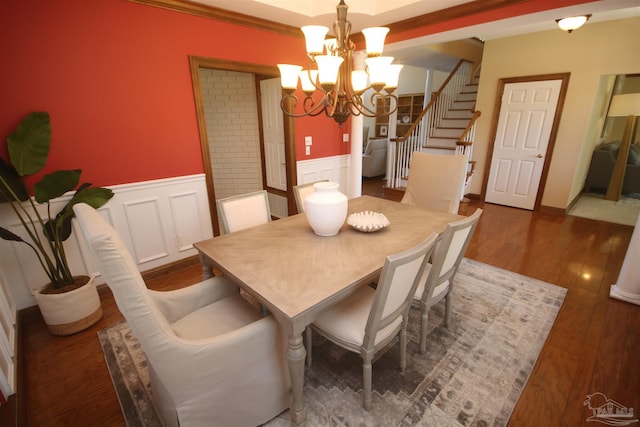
left=401, top=152, right=468, bottom=214
left=305, top=232, right=438, bottom=410
left=216, top=190, right=271, bottom=234
left=415, top=208, right=482, bottom=354
left=73, top=203, right=290, bottom=427
left=293, top=179, right=328, bottom=213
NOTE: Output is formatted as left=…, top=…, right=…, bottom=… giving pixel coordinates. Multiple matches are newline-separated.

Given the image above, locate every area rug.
left=98, top=258, right=567, bottom=427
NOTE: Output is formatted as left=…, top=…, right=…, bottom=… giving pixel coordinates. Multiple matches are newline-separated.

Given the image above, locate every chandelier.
left=277, top=0, right=402, bottom=125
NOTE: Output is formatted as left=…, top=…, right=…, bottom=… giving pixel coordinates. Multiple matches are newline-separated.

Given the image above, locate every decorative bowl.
left=347, top=211, right=390, bottom=233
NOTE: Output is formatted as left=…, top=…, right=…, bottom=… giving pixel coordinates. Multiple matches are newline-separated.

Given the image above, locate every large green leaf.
left=68, top=186, right=114, bottom=209
left=0, top=227, right=25, bottom=243
left=0, top=158, right=30, bottom=202
left=34, top=170, right=81, bottom=203
left=45, top=186, right=114, bottom=242
left=7, top=112, right=51, bottom=176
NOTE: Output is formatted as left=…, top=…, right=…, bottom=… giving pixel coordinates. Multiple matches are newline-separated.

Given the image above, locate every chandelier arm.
left=280, top=94, right=328, bottom=119
left=323, top=87, right=341, bottom=119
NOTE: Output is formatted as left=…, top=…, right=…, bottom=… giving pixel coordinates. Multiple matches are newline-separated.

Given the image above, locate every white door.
left=260, top=78, right=286, bottom=191
left=485, top=79, right=562, bottom=210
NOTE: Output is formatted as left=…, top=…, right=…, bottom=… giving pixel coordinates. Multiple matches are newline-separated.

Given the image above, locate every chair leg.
left=400, top=327, right=407, bottom=372
left=420, top=306, right=429, bottom=354
left=444, top=293, right=452, bottom=328
left=305, top=327, right=312, bottom=367
left=363, top=359, right=372, bottom=411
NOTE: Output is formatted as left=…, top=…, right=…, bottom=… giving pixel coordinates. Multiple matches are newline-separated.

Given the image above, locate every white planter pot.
left=304, top=181, right=348, bottom=237
left=34, top=276, right=103, bottom=336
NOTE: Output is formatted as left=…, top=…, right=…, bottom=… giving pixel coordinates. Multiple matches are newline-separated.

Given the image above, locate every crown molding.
left=128, top=0, right=533, bottom=44
left=350, top=0, right=530, bottom=44
left=126, top=0, right=303, bottom=38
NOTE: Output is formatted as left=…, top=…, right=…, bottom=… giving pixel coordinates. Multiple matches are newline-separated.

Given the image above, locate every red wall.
left=0, top=0, right=594, bottom=188
left=0, top=0, right=346, bottom=188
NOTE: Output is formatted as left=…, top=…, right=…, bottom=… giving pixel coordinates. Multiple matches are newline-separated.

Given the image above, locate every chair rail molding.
left=0, top=174, right=212, bottom=310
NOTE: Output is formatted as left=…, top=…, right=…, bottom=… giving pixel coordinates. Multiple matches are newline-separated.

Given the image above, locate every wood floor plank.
left=13, top=182, right=639, bottom=427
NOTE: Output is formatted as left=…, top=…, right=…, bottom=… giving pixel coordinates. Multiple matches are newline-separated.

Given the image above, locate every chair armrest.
left=148, top=276, right=239, bottom=323
left=157, top=314, right=290, bottom=406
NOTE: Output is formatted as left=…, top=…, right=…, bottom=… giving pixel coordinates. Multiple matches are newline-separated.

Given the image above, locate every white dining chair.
left=305, top=232, right=438, bottom=410
left=415, top=208, right=482, bottom=354
left=401, top=152, right=468, bottom=214
left=73, top=203, right=291, bottom=427
left=216, top=190, right=271, bottom=234
left=293, top=180, right=328, bottom=213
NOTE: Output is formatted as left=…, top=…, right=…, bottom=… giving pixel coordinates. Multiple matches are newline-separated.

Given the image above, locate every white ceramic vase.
left=304, top=181, right=348, bottom=236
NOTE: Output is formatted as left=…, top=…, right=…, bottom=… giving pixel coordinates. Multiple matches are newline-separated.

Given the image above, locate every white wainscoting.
left=0, top=174, right=212, bottom=310
left=297, top=154, right=351, bottom=196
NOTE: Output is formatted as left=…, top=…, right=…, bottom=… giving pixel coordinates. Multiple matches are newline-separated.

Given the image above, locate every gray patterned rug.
left=98, top=258, right=566, bottom=427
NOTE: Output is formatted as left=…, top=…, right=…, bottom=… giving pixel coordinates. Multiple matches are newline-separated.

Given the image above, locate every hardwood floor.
left=15, top=179, right=639, bottom=426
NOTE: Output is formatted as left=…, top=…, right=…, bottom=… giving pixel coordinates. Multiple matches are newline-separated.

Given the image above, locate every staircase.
left=426, top=83, right=478, bottom=152
left=387, top=60, right=481, bottom=196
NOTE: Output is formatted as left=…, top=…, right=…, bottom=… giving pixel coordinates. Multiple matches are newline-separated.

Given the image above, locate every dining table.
left=193, top=195, right=462, bottom=425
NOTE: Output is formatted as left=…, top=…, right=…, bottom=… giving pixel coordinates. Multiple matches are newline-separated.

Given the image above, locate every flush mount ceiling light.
left=277, top=0, right=402, bottom=125
left=556, top=14, right=591, bottom=33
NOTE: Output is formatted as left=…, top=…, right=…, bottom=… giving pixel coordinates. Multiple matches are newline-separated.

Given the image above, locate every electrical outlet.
left=343, top=133, right=349, bottom=142
left=305, top=146, right=311, bottom=155
left=305, top=136, right=313, bottom=146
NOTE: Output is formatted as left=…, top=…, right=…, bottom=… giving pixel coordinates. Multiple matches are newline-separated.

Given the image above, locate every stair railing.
left=456, top=110, right=481, bottom=197
left=387, top=60, right=475, bottom=189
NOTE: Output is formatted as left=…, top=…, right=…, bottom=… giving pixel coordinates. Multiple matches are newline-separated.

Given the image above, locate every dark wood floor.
left=15, top=178, right=639, bottom=426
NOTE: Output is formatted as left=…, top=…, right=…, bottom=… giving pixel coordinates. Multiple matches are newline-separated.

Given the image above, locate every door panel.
left=260, top=78, right=286, bottom=192
left=485, top=79, right=562, bottom=210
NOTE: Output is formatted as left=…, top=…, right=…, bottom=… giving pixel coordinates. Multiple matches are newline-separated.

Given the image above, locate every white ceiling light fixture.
left=277, top=0, right=402, bottom=126
left=556, top=14, right=591, bottom=33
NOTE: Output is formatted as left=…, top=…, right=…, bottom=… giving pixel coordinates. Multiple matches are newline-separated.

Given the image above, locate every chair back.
left=401, top=152, right=468, bottom=214
left=362, top=233, right=438, bottom=349
left=293, top=180, right=329, bottom=213
left=72, top=204, right=175, bottom=353
left=216, top=190, right=271, bottom=233
left=421, top=208, right=482, bottom=303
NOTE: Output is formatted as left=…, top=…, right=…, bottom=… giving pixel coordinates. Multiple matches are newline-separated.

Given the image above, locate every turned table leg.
left=287, top=333, right=308, bottom=425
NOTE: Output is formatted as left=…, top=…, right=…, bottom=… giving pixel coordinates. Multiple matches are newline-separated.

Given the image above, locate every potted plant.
left=0, top=112, right=114, bottom=335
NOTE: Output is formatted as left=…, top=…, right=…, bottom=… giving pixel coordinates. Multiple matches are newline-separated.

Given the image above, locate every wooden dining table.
left=193, top=195, right=462, bottom=425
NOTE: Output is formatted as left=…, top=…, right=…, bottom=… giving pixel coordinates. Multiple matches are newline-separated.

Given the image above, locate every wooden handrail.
left=457, top=110, right=482, bottom=144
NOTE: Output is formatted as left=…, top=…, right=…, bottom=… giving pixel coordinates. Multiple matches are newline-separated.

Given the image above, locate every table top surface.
left=194, top=196, right=461, bottom=326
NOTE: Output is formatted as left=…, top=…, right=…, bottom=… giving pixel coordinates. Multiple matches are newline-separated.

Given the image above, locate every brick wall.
left=199, top=69, right=263, bottom=200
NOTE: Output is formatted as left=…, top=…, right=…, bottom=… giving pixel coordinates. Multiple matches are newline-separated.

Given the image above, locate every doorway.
left=484, top=73, right=569, bottom=210
left=189, top=56, right=297, bottom=235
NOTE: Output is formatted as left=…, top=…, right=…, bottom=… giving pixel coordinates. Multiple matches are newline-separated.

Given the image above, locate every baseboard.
left=565, top=190, right=583, bottom=213
left=463, top=193, right=481, bottom=200
left=140, top=255, right=200, bottom=281
left=539, top=205, right=567, bottom=215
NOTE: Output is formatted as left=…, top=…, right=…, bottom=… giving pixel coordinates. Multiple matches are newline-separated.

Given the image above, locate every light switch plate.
left=343, top=133, right=349, bottom=142
left=305, top=146, right=311, bottom=155
left=305, top=136, right=312, bottom=146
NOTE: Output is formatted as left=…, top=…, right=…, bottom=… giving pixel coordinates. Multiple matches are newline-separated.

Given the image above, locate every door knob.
left=536, top=154, right=544, bottom=158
